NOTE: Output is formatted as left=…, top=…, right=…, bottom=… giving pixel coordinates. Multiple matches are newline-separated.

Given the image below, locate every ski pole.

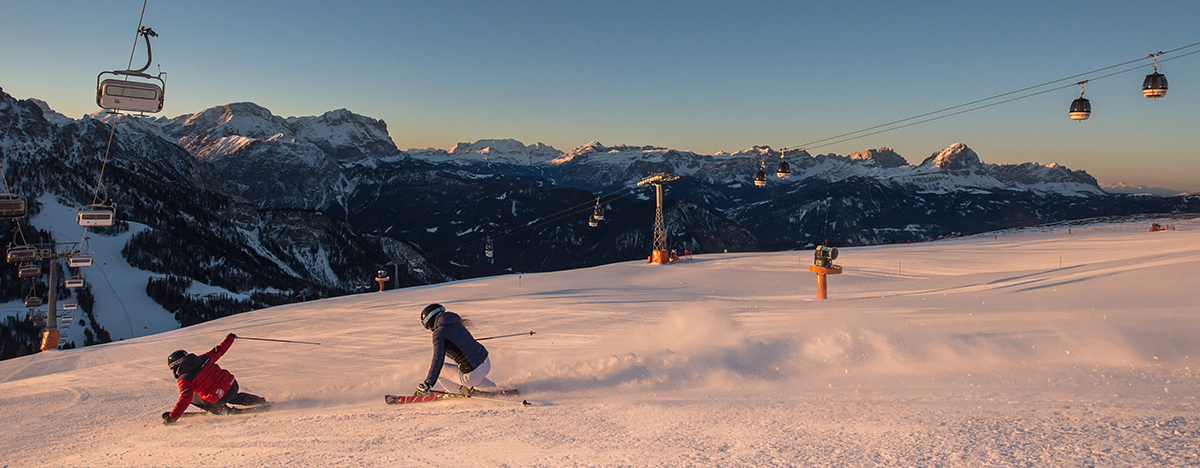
left=237, top=336, right=321, bottom=345
left=476, top=331, right=535, bottom=341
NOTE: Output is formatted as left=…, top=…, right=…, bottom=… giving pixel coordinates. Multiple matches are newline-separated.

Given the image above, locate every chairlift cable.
left=788, top=40, right=1200, bottom=152
left=680, top=40, right=1200, bottom=182
left=93, top=0, right=151, bottom=206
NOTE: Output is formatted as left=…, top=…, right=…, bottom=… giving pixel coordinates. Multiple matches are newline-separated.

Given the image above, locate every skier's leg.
left=228, top=392, right=268, bottom=406
left=436, top=362, right=465, bottom=391
left=189, top=393, right=228, bottom=415
left=460, top=357, right=495, bottom=389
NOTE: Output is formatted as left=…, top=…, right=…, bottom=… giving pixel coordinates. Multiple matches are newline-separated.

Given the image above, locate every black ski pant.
left=190, top=380, right=267, bottom=414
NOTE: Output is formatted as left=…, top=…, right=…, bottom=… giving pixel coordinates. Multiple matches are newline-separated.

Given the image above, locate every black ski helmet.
left=421, top=303, right=445, bottom=329
left=167, top=350, right=188, bottom=369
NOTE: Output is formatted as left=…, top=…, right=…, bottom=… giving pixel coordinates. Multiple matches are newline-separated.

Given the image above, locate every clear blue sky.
left=3, top=1, right=1199, bottom=191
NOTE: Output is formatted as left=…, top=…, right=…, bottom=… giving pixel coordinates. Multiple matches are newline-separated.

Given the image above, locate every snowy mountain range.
left=2, top=87, right=1198, bottom=354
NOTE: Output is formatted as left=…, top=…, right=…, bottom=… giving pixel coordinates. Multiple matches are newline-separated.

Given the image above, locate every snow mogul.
left=415, top=303, right=496, bottom=395
left=161, top=333, right=268, bottom=424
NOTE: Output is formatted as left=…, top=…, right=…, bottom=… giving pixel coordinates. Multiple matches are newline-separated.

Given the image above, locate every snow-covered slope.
left=2, top=215, right=1197, bottom=467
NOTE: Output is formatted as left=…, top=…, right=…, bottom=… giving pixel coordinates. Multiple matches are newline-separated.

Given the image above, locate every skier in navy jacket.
left=416, top=303, right=495, bottom=395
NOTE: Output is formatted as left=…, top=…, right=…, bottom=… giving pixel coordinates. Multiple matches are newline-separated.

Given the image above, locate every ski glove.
left=161, top=412, right=174, bottom=425
left=416, top=381, right=433, bottom=396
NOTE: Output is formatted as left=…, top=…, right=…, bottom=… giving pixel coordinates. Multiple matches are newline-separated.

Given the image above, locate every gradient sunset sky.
left=3, top=1, right=1199, bottom=191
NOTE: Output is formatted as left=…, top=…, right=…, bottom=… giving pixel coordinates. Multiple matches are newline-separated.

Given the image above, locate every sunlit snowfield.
left=2, top=216, right=1197, bottom=467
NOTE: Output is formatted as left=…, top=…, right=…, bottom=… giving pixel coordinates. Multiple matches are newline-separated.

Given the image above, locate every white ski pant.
left=437, top=356, right=495, bottom=390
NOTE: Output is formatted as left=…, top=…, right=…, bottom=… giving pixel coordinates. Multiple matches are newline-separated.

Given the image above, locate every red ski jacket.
left=167, top=335, right=236, bottom=421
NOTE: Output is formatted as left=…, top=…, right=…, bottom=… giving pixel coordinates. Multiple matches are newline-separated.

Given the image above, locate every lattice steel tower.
left=637, top=171, right=679, bottom=264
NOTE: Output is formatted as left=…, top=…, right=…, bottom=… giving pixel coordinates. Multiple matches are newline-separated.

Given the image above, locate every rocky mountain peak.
left=848, top=147, right=908, bottom=168
left=919, top=143, right=981, bottom=172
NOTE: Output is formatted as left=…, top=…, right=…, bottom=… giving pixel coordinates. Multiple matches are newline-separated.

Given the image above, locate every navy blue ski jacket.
left=424, top=311, right=489, bottom=384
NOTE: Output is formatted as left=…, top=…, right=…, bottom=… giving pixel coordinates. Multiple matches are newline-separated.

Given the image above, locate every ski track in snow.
left=1, top=218, right=1198, bottom=467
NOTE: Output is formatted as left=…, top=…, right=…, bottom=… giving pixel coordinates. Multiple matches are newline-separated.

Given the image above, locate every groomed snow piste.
left=2, top=216, right=1198, bottom=467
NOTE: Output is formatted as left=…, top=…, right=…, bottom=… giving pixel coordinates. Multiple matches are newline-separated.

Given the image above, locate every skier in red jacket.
left=161, top=333, right=267, bottom=424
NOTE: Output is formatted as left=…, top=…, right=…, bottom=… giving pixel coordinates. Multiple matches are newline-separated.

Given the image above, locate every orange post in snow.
left=809, top=265, right=843, bottom=300
left=40, top=330, right=59, bottom=352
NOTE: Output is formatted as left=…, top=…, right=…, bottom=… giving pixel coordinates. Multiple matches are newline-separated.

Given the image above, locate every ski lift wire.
left=93, top=0, right=151, bottom=206
left=787, top=40, right=1200, bottom=152
left=681, top=41, right=1200, bottom=182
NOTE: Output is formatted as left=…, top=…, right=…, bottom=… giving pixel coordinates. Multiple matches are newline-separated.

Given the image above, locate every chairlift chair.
left=77, top=204, right=116, bottom=227
left=97, top=79, right=164, bottom=113
left=7, top=245, right=39, bottom=263
left=24, top=296, right=43, bottom=308
left=17, top=264, right=41, bottom=278
left=61, top=314, right=75, bottom=322
left=68, top=254, right=94, bottom=268
left=96, top=27, right=165, bottom=114
left=65, top=277, right=85, bottom=288
left=63, top=302, right=78, bottom=311
left=0, top=193, right=26, bottom=219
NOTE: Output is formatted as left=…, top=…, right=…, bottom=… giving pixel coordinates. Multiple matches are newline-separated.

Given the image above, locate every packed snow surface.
left=2, top=218, right=1198, bottom=467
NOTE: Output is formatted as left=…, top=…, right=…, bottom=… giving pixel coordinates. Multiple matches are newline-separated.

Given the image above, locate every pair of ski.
left=385, top=388, right=528, bottom=406
left=180, top=404, right=272, bottom=418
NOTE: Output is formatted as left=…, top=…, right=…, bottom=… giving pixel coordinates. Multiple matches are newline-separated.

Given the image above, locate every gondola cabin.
left=0, top=194, right=26, bottom=219
left=18, top=264, right=41, bottom=278
left=592, top=197, right=605, bottom=221
left=7, top=245, right=39, bottom=263
left=754, top=168, right=768, bottom=187
left=1143, top=72, right=1168, bottom=99
left=588, top=215, right=599, bottom=227
left=77, top=204, right=116, bottom=227
left=1069, top=97, right=1091, bottom=121
left=97, top=79, right=164, bottom=113
left=68, top=254, right=94, bottom=268
left=777, top=160, right=791, bottom=179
